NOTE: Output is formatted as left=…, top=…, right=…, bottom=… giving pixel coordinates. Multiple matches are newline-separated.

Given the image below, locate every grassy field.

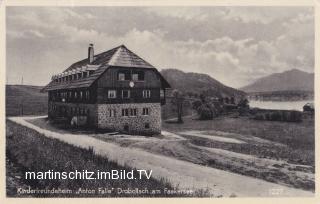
left=163, top=116, right=314, bottom=162
left=6, top=120, right=181, bottom=197
left=6, top=85, right=47, bottom=116
left=162, top=116, right=315, bottom=190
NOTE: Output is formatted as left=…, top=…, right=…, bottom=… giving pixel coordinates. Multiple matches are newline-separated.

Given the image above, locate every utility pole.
left=21, top=76, right=23, bottom=85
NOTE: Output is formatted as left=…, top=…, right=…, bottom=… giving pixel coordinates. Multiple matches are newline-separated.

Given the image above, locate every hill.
left=160, top=69, right=245, bottom=98
left=241, top=69, right=314, bottom=93
left=6, top=85, right=47, bottom=116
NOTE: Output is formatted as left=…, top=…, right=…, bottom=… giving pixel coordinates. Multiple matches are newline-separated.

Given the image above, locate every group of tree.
left=192, top=94, right=250, bottom=120
left=170, top=89, right=250, bottom=122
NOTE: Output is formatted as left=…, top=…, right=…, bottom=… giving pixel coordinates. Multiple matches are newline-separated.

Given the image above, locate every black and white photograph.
left=3, top=2, right=317, bottom=200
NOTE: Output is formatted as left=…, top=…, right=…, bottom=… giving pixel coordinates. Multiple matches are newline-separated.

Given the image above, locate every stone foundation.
left=97, top=103, right=161, bottom=135
left=48, top=102, right=97, bottom=126
left=48, top=102, right=162, bottom=135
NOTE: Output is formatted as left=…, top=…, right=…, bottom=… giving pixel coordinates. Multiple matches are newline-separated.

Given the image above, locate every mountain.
left=241, top=69, right=314, bottom=93
left=160, top=69, right=245, bottom=98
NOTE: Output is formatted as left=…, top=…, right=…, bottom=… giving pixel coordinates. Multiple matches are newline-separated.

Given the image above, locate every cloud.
left=6, top=7, right=314, bottom=88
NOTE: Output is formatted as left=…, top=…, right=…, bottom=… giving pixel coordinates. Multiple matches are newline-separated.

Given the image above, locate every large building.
left=43, top=44, right=171, bottom=135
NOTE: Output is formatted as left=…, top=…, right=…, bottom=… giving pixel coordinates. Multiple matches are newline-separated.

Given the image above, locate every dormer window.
left=118, top=73, right=125, bottom=81
left=118, top=70, right=131, bottom=81
left=132, top=73, right=139, bottom=81
left=132, top=71, right=144, bottom=81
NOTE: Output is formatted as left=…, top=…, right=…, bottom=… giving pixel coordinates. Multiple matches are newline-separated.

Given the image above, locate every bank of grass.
left=6, top=120, right=183, bottom=197
left=163, top=116, right=314, bottom=154
left=163, top=117, right=314, bottom=191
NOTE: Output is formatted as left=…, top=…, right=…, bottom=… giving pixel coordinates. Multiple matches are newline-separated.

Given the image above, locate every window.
left=142, top=108, right=149, bottom=115
left=122, top=108, right=136, bottom=117
left=108, top=90, right=116, bottom=98
left=122, top=90, right=130, bottom=98
left=83, top=72, right=88, bottom=78
left=160, top=90, right=165, bottom=98
left=118, top=73, right=125, bottom=81
left=109, top=109, right=116, bottom=117
left=143, top=90, right=151, bottom=98
left=85, top=90, right=90, bottom=100
left=132, top=71, right=144, bottom=81
left=118, top=71, right=131, bottom=81
left=145, top=123, right=150, bottom=129
left=122, top=108, right=129, bottom=117
left=77, top=73, right=82, bottom=79
left=130, top=108, right=137, bottom=116
left=80, top=91, right=83, bottom=99
left=74, top=91, right=78, bottom=99
left=132, top=73, right=139, bottom=81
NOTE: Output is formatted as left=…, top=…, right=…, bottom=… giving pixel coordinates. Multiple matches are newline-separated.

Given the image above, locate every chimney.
left=88, top=43, right=94, bottom=64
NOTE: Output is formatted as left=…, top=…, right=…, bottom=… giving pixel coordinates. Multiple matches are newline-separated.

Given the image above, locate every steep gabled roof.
left=42, top=45, right=170, bottom=91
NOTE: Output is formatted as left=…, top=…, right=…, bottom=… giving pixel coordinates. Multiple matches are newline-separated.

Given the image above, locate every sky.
left=6, top=6, right=314, bottom=88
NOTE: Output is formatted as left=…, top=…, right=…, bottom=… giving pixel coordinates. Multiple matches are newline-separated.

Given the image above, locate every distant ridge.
left=160, top=69, right=245, bottom=98
left=240, top=69, right=314, bottom=93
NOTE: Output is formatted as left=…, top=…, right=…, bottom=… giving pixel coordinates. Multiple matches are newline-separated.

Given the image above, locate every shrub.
left=197, top=104, right=213, bottom=120
left=288, top=111, right=302, bottom=122
left=192, top=100, right=202, bottom=110
left=270, top=111, right=282, bottom=121
left=253, top=110, right=302, bottom=122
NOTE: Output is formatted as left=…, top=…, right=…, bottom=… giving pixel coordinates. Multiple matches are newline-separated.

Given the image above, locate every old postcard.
left=1, top=0, right=319, bottom=203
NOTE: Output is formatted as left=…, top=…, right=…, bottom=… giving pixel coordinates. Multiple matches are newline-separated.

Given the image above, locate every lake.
left=249, top=100, right=313, bottom=111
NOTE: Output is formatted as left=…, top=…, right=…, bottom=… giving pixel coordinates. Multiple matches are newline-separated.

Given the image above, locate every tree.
left=171, top=89, right=184, bottom=123
left=238, top=98, right=249, bottom=108
left=192, top=100, right=202, bottom=110
left=197, top=104, right=214, bottom=120
left=237, top=98, right=250, bottom=116
left=230, top=97, right=235, bottom=104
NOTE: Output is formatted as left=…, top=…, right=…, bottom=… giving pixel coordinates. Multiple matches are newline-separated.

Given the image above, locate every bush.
left=270, top=111, right=282, bottom=121
left=192, top=100, right=202, bottom=110
left=288, top=111, right=302, bottom=122
left=197, top=104, right=214, bottom=120
left=253, top=110, right=302, bottom=122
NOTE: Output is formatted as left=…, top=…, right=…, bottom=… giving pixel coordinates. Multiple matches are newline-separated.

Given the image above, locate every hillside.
left=160, top=69, right=245, bottom=98
left=241, top=69, right=314, bottom=93
left=6, top=85, right=47, bottom=116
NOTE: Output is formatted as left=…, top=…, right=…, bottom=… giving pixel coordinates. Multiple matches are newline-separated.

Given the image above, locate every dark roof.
left=42, top=45, right=170, bottom=91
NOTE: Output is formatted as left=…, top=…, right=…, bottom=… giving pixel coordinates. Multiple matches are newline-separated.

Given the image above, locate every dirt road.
left=8, top=116, right=314, bottom=197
